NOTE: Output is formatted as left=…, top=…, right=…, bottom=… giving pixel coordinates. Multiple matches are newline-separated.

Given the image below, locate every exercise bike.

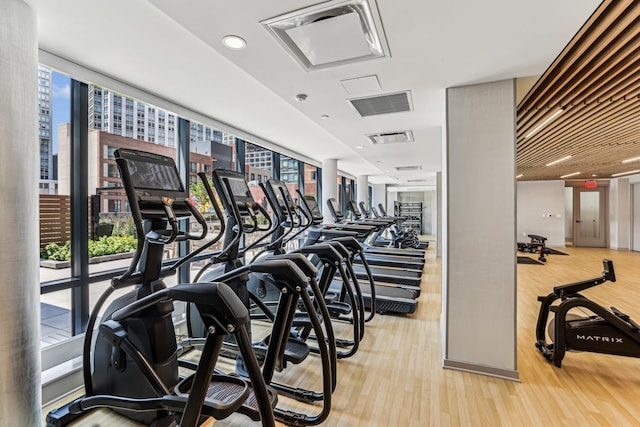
left=535, top=259, right=640, bottom=367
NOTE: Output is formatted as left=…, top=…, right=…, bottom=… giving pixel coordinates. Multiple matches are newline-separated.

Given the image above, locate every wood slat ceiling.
left=517, top=0, right=640, bottom=181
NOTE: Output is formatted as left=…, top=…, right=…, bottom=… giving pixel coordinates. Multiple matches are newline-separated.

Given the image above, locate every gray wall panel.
left=445, top=80, right=517, bottom=376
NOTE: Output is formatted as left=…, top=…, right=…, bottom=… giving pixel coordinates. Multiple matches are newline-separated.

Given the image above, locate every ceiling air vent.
left=407, top=179, right=427, bottom=183
left=349, top=91, right=412, bottom=117
left=261, top=0, right=390, bottom=71
left=395, top=165, right=422, bottom=171
left=367, top=130, right=414, bottom=145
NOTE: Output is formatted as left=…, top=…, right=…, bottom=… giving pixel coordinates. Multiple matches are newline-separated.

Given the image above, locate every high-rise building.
left=89, top=86, right=179, bottom=146
left=88, top=85, right=238, bottom=152
left=245, top=143, right=273, bottom=170
left=37, top=66, right=56, bottom=194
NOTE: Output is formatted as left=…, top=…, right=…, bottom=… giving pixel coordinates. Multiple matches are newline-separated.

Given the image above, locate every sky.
left=51, top=71, right=71, bottom=154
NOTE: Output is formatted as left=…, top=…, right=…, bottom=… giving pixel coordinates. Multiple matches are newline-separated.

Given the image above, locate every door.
left=633, top=184, right=640, bottom=252
left=573, top=187, right=607, bottom=247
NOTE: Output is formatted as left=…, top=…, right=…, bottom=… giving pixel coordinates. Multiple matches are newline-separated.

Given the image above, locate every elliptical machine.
left=535, top=259, right=640, bottom=367
left=187, top=169, right=337, bottom=426
left=47, top=149, right=275, bottom=427
left=260, top=179, right=370, bottom=358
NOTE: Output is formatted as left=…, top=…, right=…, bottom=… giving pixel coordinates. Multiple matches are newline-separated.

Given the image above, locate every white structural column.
left=356, top=175, right=369, bottom=207
left=321, top=158, right=338, bottom=224
left=444, top=80, right=518, bottom=380
left=0, top=0, right=41, bottom=424
left=372, top=184, right=386, bottom=213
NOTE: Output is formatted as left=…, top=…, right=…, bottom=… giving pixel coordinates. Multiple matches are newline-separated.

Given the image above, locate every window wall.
left=303, top=163, right=319, bottom=201
left=38, top=66, right=72, bottom=347
left=36, top=61, right=327, bottom=400
left=244, top=141, right=274, bottom=208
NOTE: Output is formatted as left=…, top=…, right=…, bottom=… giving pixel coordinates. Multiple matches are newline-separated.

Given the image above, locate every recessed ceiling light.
left=546, top=155, right=572, bottom=167
left=592, top=174, right=597, bottom=177
left=622, top=156, right=640, bottom=163
left=560, top=171, right=580, bottom=179
left=222, top=35, right=247, bottom=50
left=321, top=114, right=329, bottom=119
left=355, top=145, right=364, bottom=149
left=611, top=169, right=640, bottom=177
left=516, top=174, right=523, bottom=179
left=295, top=93, right=308, bottom=102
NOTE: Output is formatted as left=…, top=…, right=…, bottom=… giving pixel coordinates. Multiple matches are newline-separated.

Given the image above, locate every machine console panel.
left=212, top=169, right=257, bottom=216
left=115, top=148, right=191, bottom=218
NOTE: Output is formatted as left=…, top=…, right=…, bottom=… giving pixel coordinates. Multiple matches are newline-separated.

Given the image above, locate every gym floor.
left=42, top=243, right=640, bottom=426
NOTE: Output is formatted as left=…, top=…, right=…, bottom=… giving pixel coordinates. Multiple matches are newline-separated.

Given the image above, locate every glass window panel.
left=303, top=164, right=318, bottom=200
left=280, top=155, right=299, bottom=199
left=39, top=66, right=71, bottom=282
left=40, top=289, right=72, bottom=349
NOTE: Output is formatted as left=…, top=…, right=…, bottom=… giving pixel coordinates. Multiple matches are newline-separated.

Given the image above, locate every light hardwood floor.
left=43, top=245, right=640, bottom=426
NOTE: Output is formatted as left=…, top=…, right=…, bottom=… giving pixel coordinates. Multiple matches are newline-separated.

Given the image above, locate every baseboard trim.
left=443, top=359, right=520, bottom=382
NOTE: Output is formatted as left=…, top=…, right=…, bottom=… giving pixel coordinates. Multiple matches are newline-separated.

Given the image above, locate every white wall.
left=517, top=180, right=565, bottom=247
left=609, top=178, right=630, bottom=250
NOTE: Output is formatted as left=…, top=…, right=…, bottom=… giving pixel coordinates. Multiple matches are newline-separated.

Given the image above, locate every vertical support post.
left=177, top=118, right=190, bottom=283
left=235, top=138, right=245, bottom=173
left=316, top=167, right=323, bottom=209
left=320, top=159, right=337, bottom=223
left=341, top=176, right=347, bottom=213
left=357, top=175, right=369, bottom=206
left=70, top=80, right=89, bottom=335
left=297, top=161, right=305, bottom=196
left=272, top=152, right=281, bottom=180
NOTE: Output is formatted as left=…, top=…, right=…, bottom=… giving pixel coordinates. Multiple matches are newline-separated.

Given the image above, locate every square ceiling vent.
left=349, top=91, right=412, bottom=117
left=367, top=130, right=414, bottom=145
left=261, top=0, right=390, bottom=71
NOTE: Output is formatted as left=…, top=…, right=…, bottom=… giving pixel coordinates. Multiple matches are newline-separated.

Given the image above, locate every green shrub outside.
left=102, top=214, right=136, bottom=237
left=41, top=235, right=137, bottom=261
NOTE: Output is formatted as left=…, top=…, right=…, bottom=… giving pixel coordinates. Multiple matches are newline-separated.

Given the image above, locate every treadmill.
left=301, top=197, right=425, bottom=272
left=300, top=197, right=422, bottom=291
left=325, top=197, right=426, bottom=260
left=293, top=191, right=418, bottom=314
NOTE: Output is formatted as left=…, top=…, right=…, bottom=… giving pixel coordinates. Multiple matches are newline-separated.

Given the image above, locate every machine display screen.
left=226, top=176, right=252, bottom=200
left=268, top=180, right=294, bottom=209
left=304, top=196, right=322, bottom=218
left=126, top=159, right=184, bottom=192
left=328, top=198, right=341, bottom=213
left=213, top=169, right=254, bottom=205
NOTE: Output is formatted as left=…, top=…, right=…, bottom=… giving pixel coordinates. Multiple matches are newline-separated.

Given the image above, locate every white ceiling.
left=32, top=0, right=601, bottom=187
